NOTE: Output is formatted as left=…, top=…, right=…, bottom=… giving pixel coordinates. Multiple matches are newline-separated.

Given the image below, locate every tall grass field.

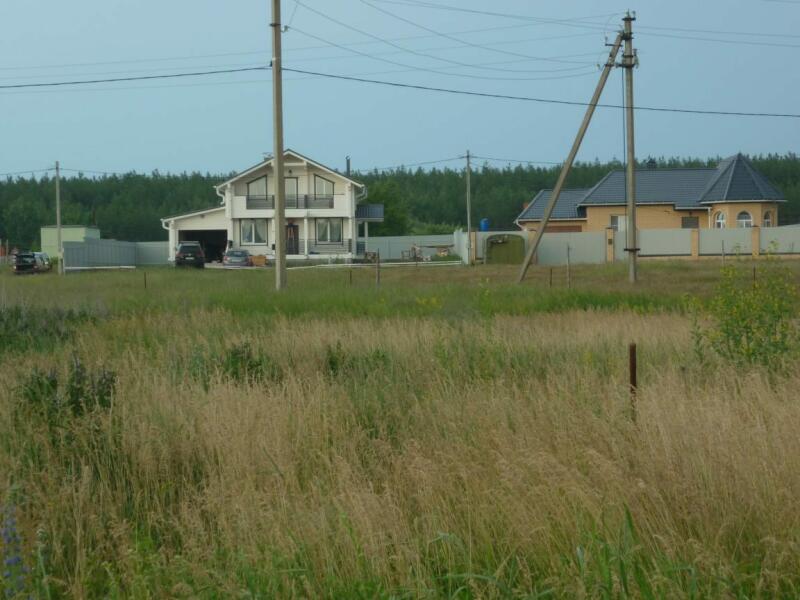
left=1, top=261, right=800, bottom=599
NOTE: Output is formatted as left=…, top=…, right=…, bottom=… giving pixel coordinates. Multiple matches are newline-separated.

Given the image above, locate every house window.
left=240, top=219, right=268, bottom=244
left=763, top=211, right=773, bottom=227
left=247, top=176, right=267, bottom=196
left=609, top=215, right=626, bottom=232
left=285, top=177, right=298, bottom=198
left=736, top=211, right=753, bottom=228
left=681, top=216, right=699, bottom=229
left=314, top=175, right=334, bottom=198
left=316, top=218, right=342, bottom=243
left=713, top=211, right=726, bottom=229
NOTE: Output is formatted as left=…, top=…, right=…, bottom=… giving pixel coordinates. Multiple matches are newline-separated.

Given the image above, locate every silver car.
left=222, top=249, right=252, bottom=268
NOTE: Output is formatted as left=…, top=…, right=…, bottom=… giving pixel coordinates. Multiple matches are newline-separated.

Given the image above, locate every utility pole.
left=271, top=0, right=287, bottom=290
left=55, top=160, right=63, bottom=275
left=465, top=150, right=472, bottom=265
left=622, top=11, right=638, bottom=283
left=518, top=31, right=624, bottom=283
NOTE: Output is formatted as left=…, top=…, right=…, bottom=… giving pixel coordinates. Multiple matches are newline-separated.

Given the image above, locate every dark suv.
left=174, top=241, right=205, bottom=268
left=12, top=252, right=37, bottom=274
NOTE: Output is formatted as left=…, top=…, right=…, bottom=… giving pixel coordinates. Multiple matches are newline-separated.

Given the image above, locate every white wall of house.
left=164, top=152, right=364, bottom=261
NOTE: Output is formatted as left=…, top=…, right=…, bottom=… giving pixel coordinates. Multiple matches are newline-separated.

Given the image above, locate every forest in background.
left=1, top=153, right=799, bottom=248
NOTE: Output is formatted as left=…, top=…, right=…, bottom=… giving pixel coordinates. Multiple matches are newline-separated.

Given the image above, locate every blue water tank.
left=479, top=218, right=490, bottom=232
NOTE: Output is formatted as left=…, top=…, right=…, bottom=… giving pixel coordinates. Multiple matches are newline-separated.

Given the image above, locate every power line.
left=2, top=62, right=799, bottom=120
left=0, top=66, right=268, bottom=90
left=282, top=67, right=800, bottom=119
left=294, top=0, right=595, bottom=68
left=290, top=26, right=598, bottom=81
left=0, top=168, right=54, bottom=177
left=470, top=155, right=563, bottom=165
left=357, top=0, right=600, bottom=70
left=356, top=156, right=466, bottom=171
left=373, top=0, right=800, bottom=43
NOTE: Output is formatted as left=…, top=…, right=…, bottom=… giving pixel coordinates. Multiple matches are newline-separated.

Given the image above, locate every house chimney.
left=346, top=155, right=351, bottom=177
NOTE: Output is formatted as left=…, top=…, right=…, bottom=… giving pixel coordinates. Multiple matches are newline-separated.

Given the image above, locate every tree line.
left=1, top=154, right=798, bottom=248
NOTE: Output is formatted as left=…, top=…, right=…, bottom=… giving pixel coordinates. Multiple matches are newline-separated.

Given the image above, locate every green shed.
left=40, top=226, right=100, bottom=256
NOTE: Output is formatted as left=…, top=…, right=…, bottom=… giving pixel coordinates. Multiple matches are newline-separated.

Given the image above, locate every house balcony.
left=246, top=194, right=335, bottom=210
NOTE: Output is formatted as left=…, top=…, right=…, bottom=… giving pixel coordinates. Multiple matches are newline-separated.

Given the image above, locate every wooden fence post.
left=629, top=342, right=638, bottom=422
left=375, top=251, right=381, bottom=288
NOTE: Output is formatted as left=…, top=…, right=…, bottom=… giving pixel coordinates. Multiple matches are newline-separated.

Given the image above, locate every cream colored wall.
left=708, top=202, right=779, bottom=228
left=584, top=205, right=709, bottom=232
left=519, top=220, right=586, bottom=232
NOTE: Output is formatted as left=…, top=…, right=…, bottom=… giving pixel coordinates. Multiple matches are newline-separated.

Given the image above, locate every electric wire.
left=357, top=0, right=600, bottom=69
left=290, top=26, right=598, bottom=81
left=281, top=67, right=800, bottom=119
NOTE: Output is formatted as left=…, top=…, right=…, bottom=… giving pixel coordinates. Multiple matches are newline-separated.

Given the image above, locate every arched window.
left=736, top=211, right=753, bottom=228
left=763, top=211, right=773, bottom=228
left=713, top=211, right=726, bottom=229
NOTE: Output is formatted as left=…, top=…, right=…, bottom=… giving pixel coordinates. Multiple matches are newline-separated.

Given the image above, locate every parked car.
left=12, top=252, right=37, bottom=275
left=174, top=241, right=205, bottom=268
left=33, top=252, right=52, bottom=272
left=222, top=249, right=252, bottom=268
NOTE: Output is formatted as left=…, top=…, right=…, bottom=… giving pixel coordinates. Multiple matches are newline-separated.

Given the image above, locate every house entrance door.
left=286, top=224, right=300, bottom=255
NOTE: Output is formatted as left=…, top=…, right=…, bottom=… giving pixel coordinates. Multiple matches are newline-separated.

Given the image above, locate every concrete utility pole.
left=271, top=0, right=287, bottom=290
left=517, top=30, right=624, bottom=283
left=622, top=11, right=638, bottom=283
left=465, top=150, right=472, bottom=265
left=55, top=160, right=63, bottom=275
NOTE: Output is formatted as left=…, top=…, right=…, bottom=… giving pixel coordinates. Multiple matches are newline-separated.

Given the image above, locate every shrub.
left=693, top=264, right=799, bottom=368
left=220, top=343, right=282, bottom=384
left=0, top=306, right=95, bottom=355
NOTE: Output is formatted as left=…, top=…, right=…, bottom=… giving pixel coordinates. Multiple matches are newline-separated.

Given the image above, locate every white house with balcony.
left=161, top=149, right=383, bottom=262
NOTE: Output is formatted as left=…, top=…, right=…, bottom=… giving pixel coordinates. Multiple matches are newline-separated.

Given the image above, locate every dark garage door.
left=179, top=230, right=227, bottom=262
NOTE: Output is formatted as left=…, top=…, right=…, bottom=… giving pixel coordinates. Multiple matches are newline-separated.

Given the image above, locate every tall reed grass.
left=2, top=302, right=800, bottom=597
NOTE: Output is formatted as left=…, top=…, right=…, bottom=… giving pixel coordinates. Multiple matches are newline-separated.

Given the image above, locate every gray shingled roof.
left=515, top=154, right=784, bottom=223
left=581, top=168, right=716, bottom=208
left=517, top=188, right=590, bottom=221
left=699, top=154, right=784, bottom=203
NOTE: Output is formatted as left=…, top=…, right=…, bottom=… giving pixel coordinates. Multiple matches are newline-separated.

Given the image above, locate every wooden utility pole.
left=271, top=0, right=287, bottom=290
left=518, top=31, right=624, bottom=283
left=55, top=160, right=63, bottom=275
left=622, top=12, right=638, bottom=283
left=465, top=150, right=472, bottom=265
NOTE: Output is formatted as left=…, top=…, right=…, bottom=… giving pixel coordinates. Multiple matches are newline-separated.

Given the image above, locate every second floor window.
left=247, top=176, right=267, bottom=197
left=314, top=175, right=334, bottom=198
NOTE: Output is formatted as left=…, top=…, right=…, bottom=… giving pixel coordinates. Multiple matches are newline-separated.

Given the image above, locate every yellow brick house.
left=515, top=154, right=783, bottom=233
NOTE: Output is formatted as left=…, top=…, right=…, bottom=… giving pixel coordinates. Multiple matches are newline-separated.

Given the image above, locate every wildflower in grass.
left=1, top=502, right=28, bottom=599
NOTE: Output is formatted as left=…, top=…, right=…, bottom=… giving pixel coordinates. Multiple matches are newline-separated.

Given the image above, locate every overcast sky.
left=1, top=0, right=798, bottom=176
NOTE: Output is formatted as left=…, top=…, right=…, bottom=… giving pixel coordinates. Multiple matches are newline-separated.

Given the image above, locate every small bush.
left=325, top=341, right=390, bottom=378
left=693, top=264, right=799, bottom=368
left=220, top=343, right=282, bottom=384
left=19, top=357, right=117, bottom=424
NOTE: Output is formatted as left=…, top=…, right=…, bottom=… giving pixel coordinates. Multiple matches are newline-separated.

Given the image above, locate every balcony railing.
left=246, top=194, right=335, bottom=210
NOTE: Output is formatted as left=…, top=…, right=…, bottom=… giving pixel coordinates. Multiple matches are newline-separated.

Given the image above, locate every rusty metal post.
left=549, top=267, right=553, bottom=288
left=144, top=271, right=147, bottom=290
left=349, top=267, right=353, bottom=286
left=629, top=342, right=638, bottom=422
left=376, top=251, right=381, bottom=288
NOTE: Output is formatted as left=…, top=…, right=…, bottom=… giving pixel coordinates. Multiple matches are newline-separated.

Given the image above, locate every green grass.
left=1, top=259, right=800, bottom=598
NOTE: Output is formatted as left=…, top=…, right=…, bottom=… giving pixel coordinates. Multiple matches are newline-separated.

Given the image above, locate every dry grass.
left=1, top=300, right=799, bottom=598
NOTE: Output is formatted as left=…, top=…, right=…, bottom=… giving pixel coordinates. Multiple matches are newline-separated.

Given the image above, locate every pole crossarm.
left=517, top=30, right=624, bottom=283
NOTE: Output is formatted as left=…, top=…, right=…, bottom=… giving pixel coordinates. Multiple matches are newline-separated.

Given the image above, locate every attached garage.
left=161, top=206, right=229, bottom=263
